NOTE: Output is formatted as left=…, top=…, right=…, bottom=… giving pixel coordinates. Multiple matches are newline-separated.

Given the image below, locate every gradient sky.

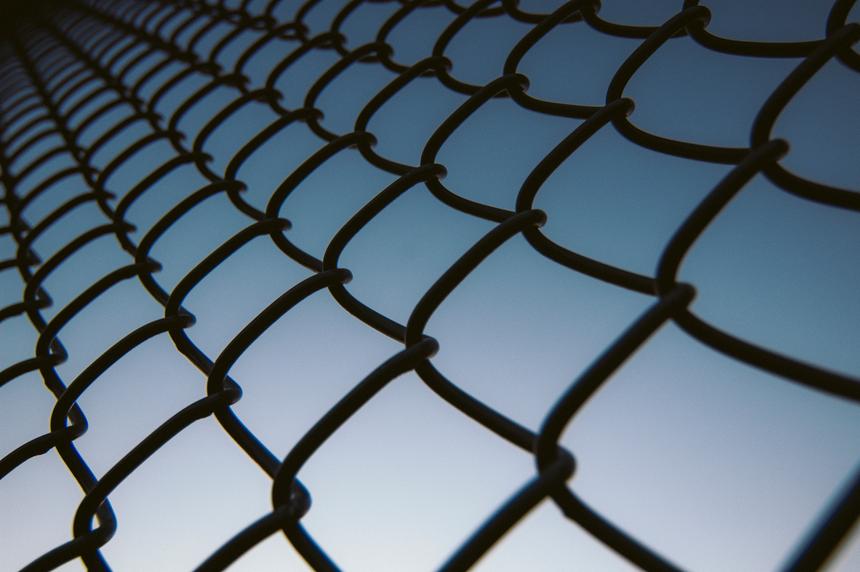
left=1, top=0, right=859, bottom=571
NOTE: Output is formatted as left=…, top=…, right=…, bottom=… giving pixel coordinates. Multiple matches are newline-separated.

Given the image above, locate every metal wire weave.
left=1, top=0, right=859, bottom=569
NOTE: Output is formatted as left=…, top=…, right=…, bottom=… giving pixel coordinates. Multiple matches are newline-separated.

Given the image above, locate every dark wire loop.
left=433, top=0, right=509, bottom=95
left=534, top=284, right=695, bottom=572
left=323, top=163, right=447, bottom=341
left=515, top=97, right=656, bottom=294
left=580, top=0, right=677, bottom=39
left=751, top=23, right=860, bottom=211
left=405, top=209, right=546, bottom=452
left=682, top=0, right=823, bottom=58
left=420, top=73, right=527, bottom=221
left=503, top=0, right=603, bottom=118
left=605, top=6, right=748, bottom=164
left=303, top=41, right=394, bottom=141
left=353, top=55, right=451, bottom=175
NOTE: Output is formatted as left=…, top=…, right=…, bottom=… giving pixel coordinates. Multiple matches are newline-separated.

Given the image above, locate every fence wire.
left=0, top=0, right=859, bottom=570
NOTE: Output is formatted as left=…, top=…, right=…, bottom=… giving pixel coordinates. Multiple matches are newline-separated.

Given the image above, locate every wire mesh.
left=1, top=0, right=859, bottom=570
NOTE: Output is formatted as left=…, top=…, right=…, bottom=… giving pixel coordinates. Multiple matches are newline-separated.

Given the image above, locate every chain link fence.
left=1, top=0, right=859, bottom=570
